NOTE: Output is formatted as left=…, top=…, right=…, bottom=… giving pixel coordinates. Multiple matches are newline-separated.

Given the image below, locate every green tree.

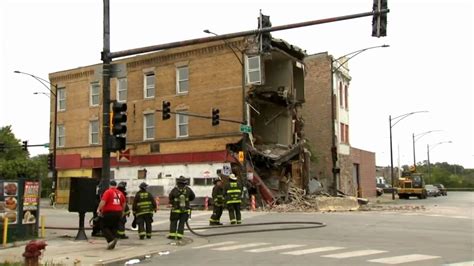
left=0, top=126, right=50, bottom=196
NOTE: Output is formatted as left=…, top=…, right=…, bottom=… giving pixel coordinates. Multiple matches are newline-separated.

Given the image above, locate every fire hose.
left=44, top=216, right=326, bottom=237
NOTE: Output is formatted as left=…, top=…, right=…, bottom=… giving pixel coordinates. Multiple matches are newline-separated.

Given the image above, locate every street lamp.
left=14, top=70, right=58, bottom=195
left=427, top=141, right=453, bottom=181
left=332, top=44, right=390, bottom=73
left=389, top=111, right=428, bottom=199
left=330, top=44, right=389, bottom=195
left=412, top=130, right=442, bottom=169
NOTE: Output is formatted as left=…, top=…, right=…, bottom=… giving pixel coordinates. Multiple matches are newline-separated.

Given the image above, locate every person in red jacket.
left=96, top=180, right=126, bottom=250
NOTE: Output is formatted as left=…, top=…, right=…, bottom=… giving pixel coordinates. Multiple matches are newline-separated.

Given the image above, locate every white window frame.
left=245, top=55, right=262, bottom=85
left=89, top=120, right=99, bottom=145
left=144, top=72, right=155, bottom=99
left=176, top=66, right=189, bottom=94
left=57, top=88, right=66, bottom=111
left=144, top=113, right=155, bottom=140
left=57, top=124, right=65, bottom=147
left=90, top=82, right=100, bottom=107
left=176, top=110, right=189, bottom=138
left=117, top=78, right=127, bottom=102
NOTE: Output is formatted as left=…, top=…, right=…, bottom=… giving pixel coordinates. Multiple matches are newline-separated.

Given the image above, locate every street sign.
left=222, top=164, right=231, bottom=175
left=43, top=143, right=50, bottom=148
left=239, top=124, right=252, bottom=133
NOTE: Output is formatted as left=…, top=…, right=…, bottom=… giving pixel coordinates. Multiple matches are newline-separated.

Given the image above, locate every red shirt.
left=101, top=187, right=125, bottom=213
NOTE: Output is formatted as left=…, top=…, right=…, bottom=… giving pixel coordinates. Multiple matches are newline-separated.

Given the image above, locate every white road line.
left=212, top=243, right=269, bottom=251
left=322, top=249, right=387, bottom=258
left=281, top=247, right=345, bottom=256
left=451, top=216, right=470, bottom=219
left=245, top=244, right=306, bottom=253
left=192, top=241, right=237, bottom=249
left=368, top=254, right=441, bottom=264
left=443, top=261, right=474, bottom=266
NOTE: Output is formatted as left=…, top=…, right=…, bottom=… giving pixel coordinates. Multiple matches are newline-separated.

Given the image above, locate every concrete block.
left=315, top=196, right=359, bottom=211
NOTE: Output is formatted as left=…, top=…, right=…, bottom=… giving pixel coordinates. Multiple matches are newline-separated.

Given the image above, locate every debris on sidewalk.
left=267, top=186, right=359, bottom=212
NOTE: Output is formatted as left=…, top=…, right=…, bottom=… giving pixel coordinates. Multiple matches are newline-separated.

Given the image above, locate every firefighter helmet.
left=177, top=176, right=188, bottom=184
left=139, top=182, right=148, bottom=189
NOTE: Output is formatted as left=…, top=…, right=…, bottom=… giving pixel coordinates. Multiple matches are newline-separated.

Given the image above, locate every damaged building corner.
left=229, top=36, right=311, bottom=206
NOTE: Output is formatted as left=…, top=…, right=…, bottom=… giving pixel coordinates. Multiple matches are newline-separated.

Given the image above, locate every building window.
left=144, top=72, right=155, bottom=98
left=245, top=55, right=261, bottom=85
left=57, top=88, right=66, bottom=111
left=344, top=84, right=349, bottom=110
left=89, top=120, right=99, bottom=145
left=339, top=82, right=344, bottom=108
left=193, top=177, right=214, bottom=186
left=117, top=78, right=127, bottom=102
left=340, top=123, right=349, bottom=144
left=177, top=110, right=189, bottom=138
left=144, top=113, right=155, bottom=140
left=90, top=82, right=100, bottom=106
left=176, top=66, right=189, bottom=94
left=57, top=124, right=65, bottom=147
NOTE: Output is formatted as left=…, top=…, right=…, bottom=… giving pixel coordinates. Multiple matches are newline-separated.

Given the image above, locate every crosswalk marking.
left=281, top=246, right=345, bottom=255
left=245, top=244, right=306, bottom=253
left=322, top=249, right=387, bottom=258
left=212, top=243, right=269, bottom=251
left=368, top=254, right=441, bottom=264
left=192, top=241, right=237, bottom=249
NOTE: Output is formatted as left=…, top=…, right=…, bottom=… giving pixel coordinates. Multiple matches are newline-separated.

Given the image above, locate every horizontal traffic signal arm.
left=156, top=109, right=245, bottom=125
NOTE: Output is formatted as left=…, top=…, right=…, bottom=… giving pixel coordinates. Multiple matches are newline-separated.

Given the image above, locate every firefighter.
left=117, top=181, right=130, bottom=239
left=225, top=173, right=242, bottom=224
left=168, top=176, right=195, bottom=240
left=132, top=182, right=157, bottom=240
left=209, top=177, right=224, bottom=225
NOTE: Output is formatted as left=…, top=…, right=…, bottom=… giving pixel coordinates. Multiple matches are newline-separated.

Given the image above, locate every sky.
left=0, top=0, right=473, bottom=168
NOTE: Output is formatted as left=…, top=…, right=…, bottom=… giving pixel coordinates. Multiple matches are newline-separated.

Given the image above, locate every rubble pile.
left=267, top=185, right=360, bottom=212
left=269, top=186, right=323, bottom=212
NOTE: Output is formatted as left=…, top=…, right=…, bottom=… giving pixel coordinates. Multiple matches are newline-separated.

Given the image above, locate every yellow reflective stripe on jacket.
left=136, top=210, right=154, bottom=216
left=172, top=209, right=191, bottom=214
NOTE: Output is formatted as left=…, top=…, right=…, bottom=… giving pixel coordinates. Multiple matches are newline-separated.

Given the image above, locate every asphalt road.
left=127, top=192, right=473, bottom=266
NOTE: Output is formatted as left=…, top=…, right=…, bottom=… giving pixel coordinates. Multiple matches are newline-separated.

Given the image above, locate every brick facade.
left=351, top=147, right=376, bottom=198
left=302, top=53, right=334, bottom=190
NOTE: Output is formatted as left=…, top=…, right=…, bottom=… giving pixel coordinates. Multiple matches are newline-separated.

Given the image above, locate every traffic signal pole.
left=107, top=9, right=389, bottom=60
left=100, top=0, right=111, bottom=195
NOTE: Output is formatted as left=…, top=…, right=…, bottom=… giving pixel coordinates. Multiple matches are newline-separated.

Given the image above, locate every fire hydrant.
left=22, top=240, right=47, bottom=266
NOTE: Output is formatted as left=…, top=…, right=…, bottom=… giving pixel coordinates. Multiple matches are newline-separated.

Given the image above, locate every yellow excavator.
left=397, top=169, right=427, bottom=199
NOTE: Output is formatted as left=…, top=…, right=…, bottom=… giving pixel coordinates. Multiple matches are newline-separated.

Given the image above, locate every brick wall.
left=351, top=147, right=376, bottom=197
left=302, top=53, right=334, bottom=189
left=49, top=39, right=247, bottom=159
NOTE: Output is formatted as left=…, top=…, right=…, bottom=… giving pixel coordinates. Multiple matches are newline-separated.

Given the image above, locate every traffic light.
left=162, top=101, right=171, bottom=120
left=22, top=140, right=28, bottom=151
left=112, top=102, right=127, bottom=135
left=212, top=108, right=220, bottom=126
left=372, top=0, right=388, bottom=37
left=47, top=153, right=54, bottom=170
left=258, top=14, right=272, bottom=53
left=111, top=101, right=127, bottom=151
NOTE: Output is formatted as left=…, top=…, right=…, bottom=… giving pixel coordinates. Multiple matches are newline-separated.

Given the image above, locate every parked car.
left=434, top=184, right=447, bottom=196
left=425, top=184, right=441, bottom=197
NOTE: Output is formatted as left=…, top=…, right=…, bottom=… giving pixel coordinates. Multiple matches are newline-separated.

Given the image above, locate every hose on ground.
left=185, top=221, right=326, bottom=237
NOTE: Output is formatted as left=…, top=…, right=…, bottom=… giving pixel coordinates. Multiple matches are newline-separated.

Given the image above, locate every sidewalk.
left=0, top=200, right=209, bottom=265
